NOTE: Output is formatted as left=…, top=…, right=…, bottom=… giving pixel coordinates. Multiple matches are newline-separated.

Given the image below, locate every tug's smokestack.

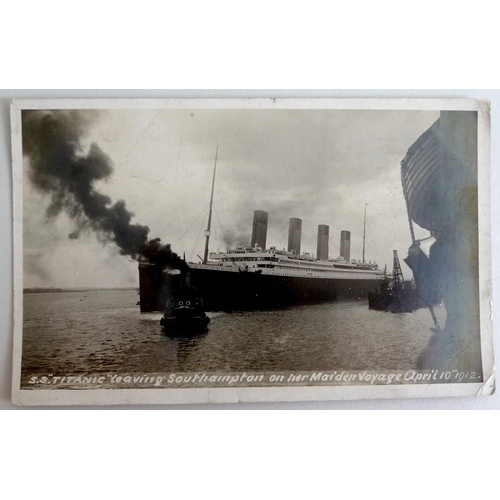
left=251, top=210, right=268, bottom=249
left=317, top=225, right=329, bottom=260
left=340, top=230, right=351, bottom=261
left=288, top=218, right=302, bottom=255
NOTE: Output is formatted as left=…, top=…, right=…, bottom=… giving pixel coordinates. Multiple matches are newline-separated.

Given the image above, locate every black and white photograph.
left=10, top=98, right=493, bottom=405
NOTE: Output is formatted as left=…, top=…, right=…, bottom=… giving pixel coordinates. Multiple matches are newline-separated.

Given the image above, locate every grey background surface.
left=1, top=89, right=498, bottom=409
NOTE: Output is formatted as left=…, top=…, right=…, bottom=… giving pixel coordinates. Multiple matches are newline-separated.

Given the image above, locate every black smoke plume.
left=22, top=110, right=186, bottom=271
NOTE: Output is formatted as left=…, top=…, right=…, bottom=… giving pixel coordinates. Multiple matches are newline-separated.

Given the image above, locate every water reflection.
left=21, top=289, right=444, bottom=385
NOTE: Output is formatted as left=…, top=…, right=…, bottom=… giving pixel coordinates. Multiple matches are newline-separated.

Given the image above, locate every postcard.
left=10, top=98, right=494, bottom=405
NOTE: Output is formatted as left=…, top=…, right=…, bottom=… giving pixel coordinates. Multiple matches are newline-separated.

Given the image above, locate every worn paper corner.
left=477, top=98, right=491, bottom=117
left=478, top=369, right=495, bottom=396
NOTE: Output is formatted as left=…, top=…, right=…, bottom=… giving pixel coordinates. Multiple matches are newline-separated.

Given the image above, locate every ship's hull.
left=189, top=267, right=386, bottom=311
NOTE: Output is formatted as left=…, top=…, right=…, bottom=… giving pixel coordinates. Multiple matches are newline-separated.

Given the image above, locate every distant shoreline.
left=24, top=288, right=138, bottom=294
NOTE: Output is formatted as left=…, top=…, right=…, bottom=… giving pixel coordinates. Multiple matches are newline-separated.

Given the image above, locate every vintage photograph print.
left=11, top=99, right=493, bottom=405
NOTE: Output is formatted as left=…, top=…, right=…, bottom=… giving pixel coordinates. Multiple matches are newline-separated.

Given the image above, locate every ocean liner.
left=187, top=212, right=387, bottom=311
left=139, top=148, right=388, bottom=312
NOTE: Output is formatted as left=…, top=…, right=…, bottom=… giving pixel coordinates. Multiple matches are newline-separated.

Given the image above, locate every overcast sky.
left=23, top=107, right=439, bottom=288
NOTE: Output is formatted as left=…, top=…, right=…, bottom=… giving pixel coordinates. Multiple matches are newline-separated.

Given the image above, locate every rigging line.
left=267, top=225, right=280, bottom=242
left=274, top=223, right=289, bottom=235
left=190, top=215, right=206, bottom=262
left=357, top=240, right=363, bottom=255
left=366, top=240, right=376, bottom=261
left=172, top=202, right=210, bottom=248
left=175, top=106, right=187, bottom=177
left=213, top=205, right=227, bottom=240
left=116, top=106, right=166, bottom=171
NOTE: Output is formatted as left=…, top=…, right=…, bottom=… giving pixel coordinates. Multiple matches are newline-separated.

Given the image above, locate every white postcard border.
left=10, top=97, right=494, bottom=406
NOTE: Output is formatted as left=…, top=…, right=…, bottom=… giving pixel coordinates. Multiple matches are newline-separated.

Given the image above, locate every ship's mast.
left=203, top=145, right=218, bottom=264
left=362, top=203, right=367, bottom=263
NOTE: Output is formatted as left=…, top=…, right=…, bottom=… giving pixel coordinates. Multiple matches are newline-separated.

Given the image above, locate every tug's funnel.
left=288, top=218, right=302, bottom=255
left=340, top=230, right=351, bottom=261
left=251, top=210, right=268, bottom=249
left=317, top=225, right=329, bottom=260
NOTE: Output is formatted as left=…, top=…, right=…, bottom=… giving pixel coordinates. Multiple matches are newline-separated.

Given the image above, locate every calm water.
left=21, top=289, right=444, bottom=387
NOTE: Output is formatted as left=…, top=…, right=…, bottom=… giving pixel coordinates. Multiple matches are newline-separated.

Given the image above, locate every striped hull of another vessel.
left=401, top=119, right=443, bottom=232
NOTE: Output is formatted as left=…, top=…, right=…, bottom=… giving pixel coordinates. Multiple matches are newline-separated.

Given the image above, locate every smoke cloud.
left=221, top=229, right=250, bottom=251
left=22, top=110, right=186, bottom=271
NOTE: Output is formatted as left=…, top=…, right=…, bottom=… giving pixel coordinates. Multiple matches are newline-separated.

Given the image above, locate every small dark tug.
left=160, top=289, right=210, bottom=336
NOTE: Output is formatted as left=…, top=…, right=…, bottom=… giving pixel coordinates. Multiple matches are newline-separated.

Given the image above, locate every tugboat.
left=160, top=289, right=210, bottom=336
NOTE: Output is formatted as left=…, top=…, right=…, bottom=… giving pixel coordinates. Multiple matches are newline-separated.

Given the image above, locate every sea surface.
left=20, top=289, right=445, bottom=388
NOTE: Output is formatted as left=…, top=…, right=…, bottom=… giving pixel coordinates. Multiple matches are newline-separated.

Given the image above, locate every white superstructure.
left=190, top=247, right=386, bottom=281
